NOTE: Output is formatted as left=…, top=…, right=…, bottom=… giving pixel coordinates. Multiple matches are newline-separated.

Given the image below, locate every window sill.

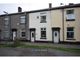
left=21, top=36, right=26, bottom=38
left=66, top=19, right=75, bottom=21
left=40, top=37, right=46, bottom=39
left=40, top=21, right=47, bottom=23
left=66, top=38, right=76, bottom=40
left=20, top=23, right=26, bottom=25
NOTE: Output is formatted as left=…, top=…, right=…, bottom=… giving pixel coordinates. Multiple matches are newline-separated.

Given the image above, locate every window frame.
left=67, top=27, right=74, bottom=40
left=66, top=9, right=75, bottom=21
left=40, top=28, right=46, bottom=39
left=66, top=9, right=74, bottom=14
left=4, top=17, right=9, bottom=26
left=4, top=30, right=10, bottom=38
left=21, top=31, right=26, bottom=37
left=20, top=15, right=26, bottom=24
left=40, top=15, right=46, bottom=23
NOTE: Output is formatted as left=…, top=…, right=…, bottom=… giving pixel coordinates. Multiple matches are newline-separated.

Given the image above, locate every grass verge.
left=19, top=44, right=80, bottom=53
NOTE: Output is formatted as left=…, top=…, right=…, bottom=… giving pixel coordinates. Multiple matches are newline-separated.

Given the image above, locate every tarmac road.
left=0, top=48, right=80, bottom=56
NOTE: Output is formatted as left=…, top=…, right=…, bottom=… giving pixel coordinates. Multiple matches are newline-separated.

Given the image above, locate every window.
left=40, top=15, right=46, bottom=23
left=4, top=20, right=9, bottom=25
left=21, top=32, right=26, bottom=37
left=66, top=9, right=75, bottom=21
left=4, top=31, right=9, bottom=38
left=20, top=16, right=25, bottom=24
left=67, top=27, right=74, bottom=39
left=67, top=9, right=74, bottom=14
left=4, top=25, right=8, bottom=29
left=4, top=17, right=9, bottom=25
left=41, top=28, right=46, bottom=39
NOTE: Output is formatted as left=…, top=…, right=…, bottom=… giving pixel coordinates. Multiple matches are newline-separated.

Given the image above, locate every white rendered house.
left=29, top=10, right=52, bottom=42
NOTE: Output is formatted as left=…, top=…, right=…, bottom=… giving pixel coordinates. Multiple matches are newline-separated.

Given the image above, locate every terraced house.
left=0, top=3, right=80, bottom=43
left=0, top=7, right=30, bottom=41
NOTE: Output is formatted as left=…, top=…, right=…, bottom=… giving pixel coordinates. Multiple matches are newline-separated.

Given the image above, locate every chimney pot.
left=18, top=7, right=22, bottom=12
left=49, top=3, right=52, bottom=9
left=69, top=3, right=74, bottom=5
left=60, top=3, right=63, bottom=5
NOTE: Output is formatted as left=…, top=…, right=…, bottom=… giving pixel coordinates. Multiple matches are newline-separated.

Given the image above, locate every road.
left=0, top=48, right=80, bottom=56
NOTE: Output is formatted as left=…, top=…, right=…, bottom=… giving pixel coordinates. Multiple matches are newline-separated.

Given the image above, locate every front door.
left=53, top=31, right=59, bottom=43
left=12, top=31, right=16, bottom=40
left=31, top=31, right=35, bottom=42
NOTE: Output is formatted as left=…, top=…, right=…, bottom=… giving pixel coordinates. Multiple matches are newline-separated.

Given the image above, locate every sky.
left=0, top=0, right=80, bottom=15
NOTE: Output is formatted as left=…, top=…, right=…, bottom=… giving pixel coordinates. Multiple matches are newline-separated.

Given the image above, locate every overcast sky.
left=0, top=0, right=80, bottom=15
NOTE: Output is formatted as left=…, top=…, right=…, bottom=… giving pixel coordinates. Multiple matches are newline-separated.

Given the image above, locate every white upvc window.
left=4, top=30, right=9, bottom=38
left=40, top=12, right=47, bottom=23
left=67, top=27, right=74, bottom=39
left=40, top=28, right=46, bottom=39
left=4, top=17, right=9, bottom=20
left=66, top=14, right=75, bottom=20
left=66, top=9, right=75, bottom=21
left=40, top=15, right=46, bottom=23
left=20, top=16, right=26, bottom=24
left=4, top=17, right=9, bottom=25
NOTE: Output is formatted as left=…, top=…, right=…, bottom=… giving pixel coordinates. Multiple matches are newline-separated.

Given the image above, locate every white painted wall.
left=29, top=11, right=52, bottom=41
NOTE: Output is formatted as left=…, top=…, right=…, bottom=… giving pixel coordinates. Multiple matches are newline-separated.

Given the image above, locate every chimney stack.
left=69, top=3, right=74, bottom=5
left=60, top=3, right=63, bottom=5
left=49, top=3, right=52, bottom=9
left=18, top=7, right=22, bottom=12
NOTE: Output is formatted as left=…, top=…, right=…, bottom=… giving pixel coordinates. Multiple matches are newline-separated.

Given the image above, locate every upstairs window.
left=4, top=17, right=9, bottom=25
left=67, top=9, right=74, bottom=14
left=40, top=15, right=46, bottom=23
left=20, top=16, right=26, bottom=24
left=66, top=9, right=75, bottom=21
